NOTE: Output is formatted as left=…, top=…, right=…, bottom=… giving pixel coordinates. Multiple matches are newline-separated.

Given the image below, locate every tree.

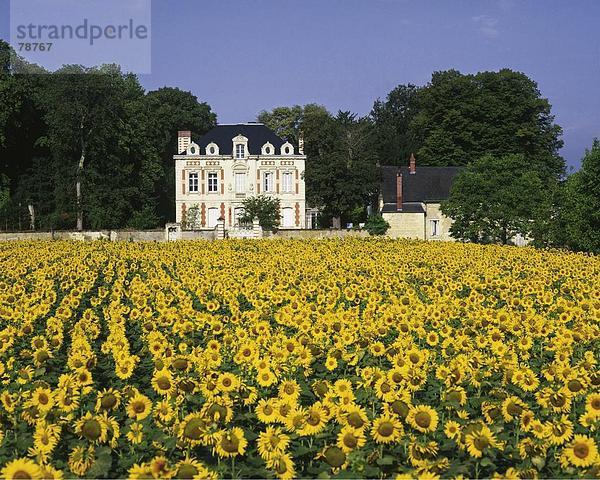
left=134, top=87, right=216, bottom=225
left=239, top=195, right=280, bottom=232
left=411, top=69, right=564, bottom=179
left=550, top=140, right=600, bottom=252
left=370, top=84, right=420, bottom=166
left=257, top=104, right=328, bottom=145
left=305, top=111, right=379, bottom=223
left=37, top=64, right=144, bottom=230
left=441, top=154, right=551, bottom=244
left=0, top=174, right=9, bottom=218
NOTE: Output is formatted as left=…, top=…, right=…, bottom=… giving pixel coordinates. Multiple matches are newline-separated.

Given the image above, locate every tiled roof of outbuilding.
left=381, top=165, right=463, bottom=205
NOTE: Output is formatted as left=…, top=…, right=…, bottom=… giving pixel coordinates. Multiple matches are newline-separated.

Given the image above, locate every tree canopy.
left=441, top=154, right=552, bottom=244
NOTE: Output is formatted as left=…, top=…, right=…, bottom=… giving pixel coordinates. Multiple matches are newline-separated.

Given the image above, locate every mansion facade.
left=174, top=123, right=306, bottom=229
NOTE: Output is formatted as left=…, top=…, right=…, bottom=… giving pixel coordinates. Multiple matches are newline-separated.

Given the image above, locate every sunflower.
left=217, top=372, right=239, bottom=393
left=1, top=458, right=42, bottom=480
left=127, top=393, right=153, bottom=421
left=29, top=387, right=54, bottom=413
left=547, top=415, right=574, bottom=446
left=501, top=396, right=527, bottom=422
left=300, top=404, right=328, bottom=435
left=337, top=425, right=366, bottom=453
left=283, top=407, right=308, bottom=433
left=174, top=457, right=216, bottom=480
left=267, top=453, right=296, bottom=480
left=370, top=415, right=403, bottom=444
left=153, top=399, right=175, bottom=425
left=151, top=369, right=176, bottom=396
left=126, top=422, right=144, bottom=445
left=256, top=398, right=279, bottom=424
left=563, top=435, right=598, bottom=468
left=444, top=420, right=461, bottom=440
left=38, top=465, right=63, bottom=480
left=585, top=393, right=600, bottom=418
left=320, top=445, right=347, bottom=469
left=278, top=380, right=301, bottom=401
left=340, top=404, right=370, bottom=430
left=67, top=445, right=95, bottom=477
left=95, top=388, right=121, bottom=412
left=178, top=413, right=209, bottom=446
left=257, top=369, right=277, bottom=387
left=407, top=405, right=439, bottom=433
left=374, top=377, right=396, bottom=402
left=257, top=426, right=291, bottom=461
left=443, top=387, right=467, bottom=407
left=214, top=427, right=247, bottom=458
left=75, top=412, right=108, bottom=443
left=33, top=421, right=61, bottom=454
left=465, top=425, right=502, bottom=458
left=149, top=456, right=171, bottom=479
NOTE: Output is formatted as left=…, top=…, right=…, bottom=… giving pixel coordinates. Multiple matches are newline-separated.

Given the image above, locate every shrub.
left=364, top=214, right=390, bottom=235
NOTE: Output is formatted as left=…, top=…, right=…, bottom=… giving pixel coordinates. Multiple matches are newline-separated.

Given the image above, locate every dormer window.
left=281, top=142, right=294, bottom=155
left=187, top=142, right=200, bottom=155
left=206, top=142, right=219, bottom=155
left=236, top=144, right=245, bottom=159
left=262, top=142, right=274, bottom=155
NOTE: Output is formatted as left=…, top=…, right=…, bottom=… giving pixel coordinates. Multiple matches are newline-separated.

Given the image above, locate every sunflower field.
left=0, top=238, right=598, bottom=479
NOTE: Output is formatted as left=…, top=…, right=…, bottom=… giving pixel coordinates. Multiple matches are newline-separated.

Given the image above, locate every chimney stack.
left=298, top=131, right=305, bottom=155
left=396, top=172, right=403, bottom=211
left=178, top=131, right=191, bottom=154
left=409, top=153, right=416, bottom=174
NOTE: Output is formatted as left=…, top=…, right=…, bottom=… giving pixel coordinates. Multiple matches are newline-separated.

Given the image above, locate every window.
left=235, top=172, right=246, bottom=194
left=188, top=172, right=199, bottom=193
left=430, top=219, right=440, bottom=237
left=263, top=172, right=274, bottom=192
left=282, top=172, right=293, bottom=193
left=208, top=172, right=218, bottom=193
left=265, top=146, right=271, bottom=154
left=235, top=144, right=245, bottom=159
left=209, top=146, right=215, bottom=154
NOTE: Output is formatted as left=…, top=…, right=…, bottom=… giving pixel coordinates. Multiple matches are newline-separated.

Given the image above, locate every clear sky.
left=1, top=0, right=599, bottom=170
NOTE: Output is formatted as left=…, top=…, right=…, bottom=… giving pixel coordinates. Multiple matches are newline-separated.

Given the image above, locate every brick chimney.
left=409, top=153, right=416, bottom=174
left=396, top=172, right=403, bottom=211
left=298, top=131, right=305, bottom=155
left=178, top=131, right=191, bottom=154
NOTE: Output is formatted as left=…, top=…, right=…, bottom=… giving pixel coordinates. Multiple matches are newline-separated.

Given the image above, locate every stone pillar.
left=252, top=217, right=262, bottom=239
left=216, top=217, right=225, bottom=240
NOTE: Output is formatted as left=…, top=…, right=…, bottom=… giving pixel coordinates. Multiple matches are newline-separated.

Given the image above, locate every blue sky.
left=1, top=0, right=599, bottom=170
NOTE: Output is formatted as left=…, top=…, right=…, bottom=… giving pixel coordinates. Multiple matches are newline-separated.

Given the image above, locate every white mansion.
left=174, top=123, right=307, bottom=229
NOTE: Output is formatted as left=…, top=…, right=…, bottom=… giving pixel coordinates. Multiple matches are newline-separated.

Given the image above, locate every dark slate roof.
left=197, top=123, right=286, bottom=155
left=382, top=202, right=425, bottom=213
left=381, top=165, right=463, bottom=204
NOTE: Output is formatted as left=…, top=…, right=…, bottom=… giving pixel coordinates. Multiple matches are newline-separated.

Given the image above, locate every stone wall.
left=382, top=212, right=425, bottom=239
left=270, top=229, right=369, bottom=239
left=423, top=203, right=455, bottom=241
